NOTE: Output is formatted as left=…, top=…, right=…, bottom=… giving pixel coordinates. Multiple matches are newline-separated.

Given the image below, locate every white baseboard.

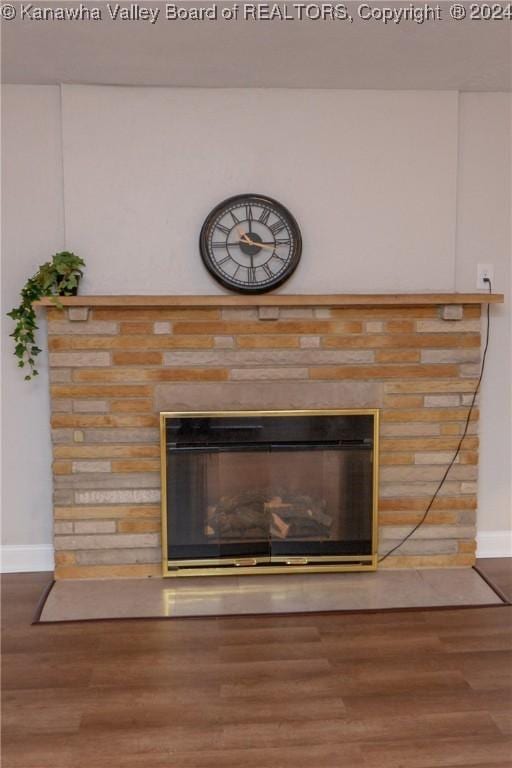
left=1, top=545, right=54, bottom=573
left=477, top=530, right=512, bottom=559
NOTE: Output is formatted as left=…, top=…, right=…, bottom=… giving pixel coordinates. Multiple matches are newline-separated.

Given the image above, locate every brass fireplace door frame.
left=160, top=409, right=379, bottom=578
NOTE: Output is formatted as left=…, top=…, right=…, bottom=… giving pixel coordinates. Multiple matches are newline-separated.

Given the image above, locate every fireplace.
left=160, top=409, right=379, bottom=576
left=42, top=295, right=492, bottom=578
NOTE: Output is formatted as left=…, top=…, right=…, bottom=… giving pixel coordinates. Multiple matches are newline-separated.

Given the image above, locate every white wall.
left=1, top=85, right=64, bottom=571
left=61, top=86, right=459, bottom=295
left=1, top=84, right=510, bottom=571
left=456, top=93, right=512, bottom=557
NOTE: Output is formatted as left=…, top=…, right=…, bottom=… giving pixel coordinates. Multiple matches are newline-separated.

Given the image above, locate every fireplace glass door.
left=161, top=411, right=378, bottom=576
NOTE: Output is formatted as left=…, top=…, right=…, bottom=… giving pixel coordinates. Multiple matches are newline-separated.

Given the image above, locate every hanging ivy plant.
left=7, top=251, right=85, bottom=380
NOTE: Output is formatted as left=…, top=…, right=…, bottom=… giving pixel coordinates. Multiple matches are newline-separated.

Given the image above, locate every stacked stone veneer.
left=47, top=301, right=481, bottom=579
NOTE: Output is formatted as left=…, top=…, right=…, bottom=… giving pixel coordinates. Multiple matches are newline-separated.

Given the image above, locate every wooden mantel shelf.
left=37, top=292, right=503, bottom=308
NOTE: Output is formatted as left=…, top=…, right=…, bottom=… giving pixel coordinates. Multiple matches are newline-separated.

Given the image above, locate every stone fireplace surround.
left=40, top=293, right=503, bottom=580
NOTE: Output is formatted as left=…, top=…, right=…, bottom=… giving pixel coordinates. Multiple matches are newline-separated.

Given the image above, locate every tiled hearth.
left=39, top=569, right=502, bottom=622
left=42, top=294, right=496, bottom=579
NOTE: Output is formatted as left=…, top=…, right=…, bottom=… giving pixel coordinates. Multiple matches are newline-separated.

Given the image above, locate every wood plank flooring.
left=477, top=558, right=512, bottom=603
left=2, top=568, right=512, bottom=768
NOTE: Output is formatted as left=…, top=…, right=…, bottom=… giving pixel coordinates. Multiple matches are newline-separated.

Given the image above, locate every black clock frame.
left=199, top=193, right=302, bottom=294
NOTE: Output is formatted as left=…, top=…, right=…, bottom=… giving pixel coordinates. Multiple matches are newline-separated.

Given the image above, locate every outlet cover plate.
left=477, top=263, right=494, bottom=290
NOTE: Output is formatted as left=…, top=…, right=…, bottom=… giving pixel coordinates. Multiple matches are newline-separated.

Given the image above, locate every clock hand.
left=240, top=238, right=276, bottom=252
left=236, top=227, right=278, bottom=252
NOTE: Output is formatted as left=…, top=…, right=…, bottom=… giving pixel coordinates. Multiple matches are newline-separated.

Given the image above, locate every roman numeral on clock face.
left=216, top=223, right=230, bottom=235
left=217, top=255, right=232, bottom=266
left=258, top=208, right=270, bottom=225
left=270, top=221, right=286, bottom=236
left=262, top=263, right=273, bottom=279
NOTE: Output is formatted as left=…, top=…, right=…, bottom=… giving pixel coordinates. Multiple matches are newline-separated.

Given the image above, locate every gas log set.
left=206, top=489, right=333, bottom=541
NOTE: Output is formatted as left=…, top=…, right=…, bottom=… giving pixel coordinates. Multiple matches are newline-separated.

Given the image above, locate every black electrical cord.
left=378, top=279, right=492, bottom=563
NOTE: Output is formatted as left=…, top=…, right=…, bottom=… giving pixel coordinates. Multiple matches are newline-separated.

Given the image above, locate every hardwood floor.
left=477, top=558, right=512, bottom=603
left=2, top=569, right=512, bottom=768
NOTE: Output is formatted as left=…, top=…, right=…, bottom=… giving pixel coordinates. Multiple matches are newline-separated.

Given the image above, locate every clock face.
left=199, top=194, right=302, bottom=294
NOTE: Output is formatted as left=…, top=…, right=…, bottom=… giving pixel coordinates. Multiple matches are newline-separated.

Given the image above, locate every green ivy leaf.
left=8, top=250, right=85, bottom=381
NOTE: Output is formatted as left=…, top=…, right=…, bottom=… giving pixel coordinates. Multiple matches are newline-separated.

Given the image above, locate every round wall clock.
left=199, top=194, right=302, bottom=294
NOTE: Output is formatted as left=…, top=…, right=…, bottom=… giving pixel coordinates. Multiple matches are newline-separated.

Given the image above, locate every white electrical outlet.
left=477, top=263, right=494, bottom=290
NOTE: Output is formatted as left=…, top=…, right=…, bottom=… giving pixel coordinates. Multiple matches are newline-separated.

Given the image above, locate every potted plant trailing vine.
left=7, top=251, right=85, bottom=380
